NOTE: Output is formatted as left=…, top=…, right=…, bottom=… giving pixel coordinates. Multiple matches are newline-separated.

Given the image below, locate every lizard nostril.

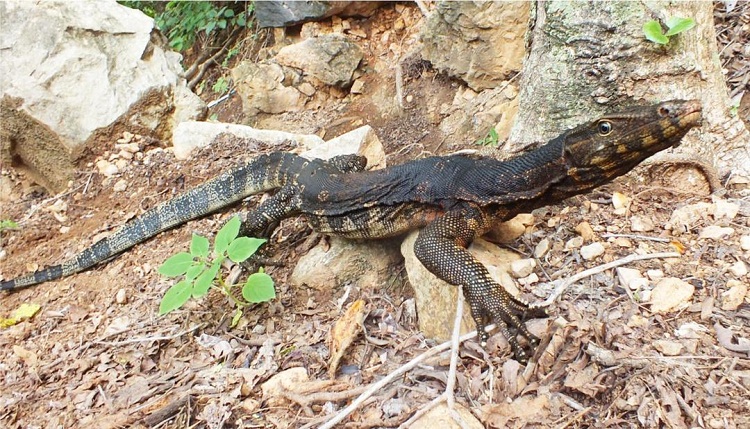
left=658, top=105, right=672, bottom=117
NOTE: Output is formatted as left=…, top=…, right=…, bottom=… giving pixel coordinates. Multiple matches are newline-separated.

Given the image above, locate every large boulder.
left=254, top=1, right=382, bottom=28
left=420, top=1, right=529, bottom=92
left=275, top=35, right=363, bottom=87
left=0, top=0, right=205, bottom=192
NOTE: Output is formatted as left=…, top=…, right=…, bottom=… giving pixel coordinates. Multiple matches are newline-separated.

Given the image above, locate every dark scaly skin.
left=1, top=100, right=702, bottom=362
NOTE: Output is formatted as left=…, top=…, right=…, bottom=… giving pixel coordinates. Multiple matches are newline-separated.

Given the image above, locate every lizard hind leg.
left=413, top=204, right=544, bottom=363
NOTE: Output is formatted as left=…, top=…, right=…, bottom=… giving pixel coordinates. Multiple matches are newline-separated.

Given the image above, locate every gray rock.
left=0, top=0, right=205, bottom=192
left=420, top=1, right=528, bottom=91
left=302, top=125, right=386, bottom=170
left=290, top=237, right=402, bottom=291
left=231, top=62, right=305, bottom=116
left=275, top=35, right=363, bottom=87
left=172, top=121, right=324, bottom=160
left=255, top=1, right=382, bottom=28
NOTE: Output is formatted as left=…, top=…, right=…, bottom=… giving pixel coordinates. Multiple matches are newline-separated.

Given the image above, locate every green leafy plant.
left=474, top=128, right=500, bottom=147
left=643, top=17, right=696, bottom=45
left=158, top=216, right=275, bottom=317
left=212, top=76, right=230, bottom=94
left=0, top=219, right=19, bottom=232
left=119, top=1, right=250, bottom=52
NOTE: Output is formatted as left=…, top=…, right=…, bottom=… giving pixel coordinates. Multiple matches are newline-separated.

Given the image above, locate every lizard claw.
left=466, top=286, right=548, bottom=364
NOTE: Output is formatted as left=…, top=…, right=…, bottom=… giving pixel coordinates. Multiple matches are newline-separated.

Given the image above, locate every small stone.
left=298, top=82, right=316, bottom=96
left=510, top=258, right=536, bottom=278
left=115, top=288, right=127, bottom=304
left=405, top=94, right=413, bottom=103
left=489, top=216, right=526, bottom=243
left=115, top=159, right=129, bottom=171
left=612, top=192, right=630, bottom=210
left=630, top=277, right=649, bottom=291
left=653, top=340, right=683, bottom=356
left=721, top=280, right=747, bottom=311
left=59, top=226, right=70, bottom=234
left=713, top=198, right=739, bottom=219
left=646, top=269, right=664, bottom=281
left=350, top=79, right=365, bottom=94
left=616, top=267, right=643, bottom=289
left=96, top=160, right=119, bottom=177
left=698, top=225, right=734, bottom=240
left=116, top=142, right=140, bottom=154
left=613, top=237, right=632, bottom=247
left=650, top=278, right=694, bottom=314
left=580, top=242, right=605, bottom=260
left=518, top=272, right=539, bottom=286
left=515, top=213, right=535, bottom=225
left=113, top=179, right=128, bottom=192
left=629, top=215, right=654, bottom=232
left=729, top=261, right=747, bottom=277
left=534, top=238, right=550, bottom=258
left=565, top=236, right=584, bottom=250
left=741, top=235, right=750, bottom=251
left=117, top=150, right=133, bottom=160
left=575, top=221, right=596, bottom=241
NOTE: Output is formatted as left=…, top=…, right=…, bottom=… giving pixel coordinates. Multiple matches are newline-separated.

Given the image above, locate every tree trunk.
left=507, top=1, right=749, bottom=183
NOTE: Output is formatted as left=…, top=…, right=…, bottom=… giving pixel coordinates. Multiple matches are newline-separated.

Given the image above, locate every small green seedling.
left=643, top=17, right=696, bottom=45
left=158, top=216, right=275, bottom=318
left=474, top=127, right=500, bottom=147
left=0, top=219, right=19, bottom=233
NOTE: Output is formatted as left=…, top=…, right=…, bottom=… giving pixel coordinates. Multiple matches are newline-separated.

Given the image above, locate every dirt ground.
left=1, top=3, right=749, bottom=428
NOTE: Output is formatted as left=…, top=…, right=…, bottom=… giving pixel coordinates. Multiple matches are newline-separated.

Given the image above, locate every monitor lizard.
left=1, top=100, right=703, bottom=362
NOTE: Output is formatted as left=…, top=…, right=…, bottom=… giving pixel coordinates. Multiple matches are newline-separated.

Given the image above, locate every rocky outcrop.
left=275, top=35, right=363, bottom=87
left=232, top=35, right=362, bottom=117
left=0, top=0, right=205, bottom=192
left=290, top=237, right=402, bottom=292
left=171, top=122, right=325, bottom=160
left=255, top=1, right=382, bottom=28
left=420, top=1, right=529, bottom=91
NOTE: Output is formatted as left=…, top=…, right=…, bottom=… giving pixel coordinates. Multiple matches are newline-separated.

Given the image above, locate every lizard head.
left=560, top=99, right=702, bottom=191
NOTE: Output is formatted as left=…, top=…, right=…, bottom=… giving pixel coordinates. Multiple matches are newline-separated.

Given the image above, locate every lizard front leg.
left=413, top=203, right=547, bottom=363
left=238, top=185, right=301, bottom=238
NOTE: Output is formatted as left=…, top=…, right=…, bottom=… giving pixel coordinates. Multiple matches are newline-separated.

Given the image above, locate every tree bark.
left=506, top=1, right=749, bottom=181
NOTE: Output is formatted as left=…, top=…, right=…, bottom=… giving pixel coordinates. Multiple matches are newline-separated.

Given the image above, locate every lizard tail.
left=1, top=152, right=305, bottom=292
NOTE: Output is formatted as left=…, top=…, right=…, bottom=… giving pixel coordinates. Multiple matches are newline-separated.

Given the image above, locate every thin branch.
left=316, top=324, right=492, bottom=429
left=539, top=252, right=681, bottom=307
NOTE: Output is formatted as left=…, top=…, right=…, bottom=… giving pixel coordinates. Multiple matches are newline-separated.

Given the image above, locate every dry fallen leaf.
left=328, top=299, right=366, bottom=377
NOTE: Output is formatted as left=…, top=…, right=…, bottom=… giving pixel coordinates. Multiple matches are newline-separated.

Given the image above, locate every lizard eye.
left=597, top=120, right=613, bottom=136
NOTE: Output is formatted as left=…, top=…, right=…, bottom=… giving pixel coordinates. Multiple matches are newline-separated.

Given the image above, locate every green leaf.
left=643, top=20, right=669, bottom=45
left=205, top=20, right=216, bottom=35
left=193, top=261, right=221, bottom=297
left=227, top=237, right=266, bottom=263
left=242, top=272, right=276, bottom=303
left=231, top=308, right=243, bottom=328
left=665, top=17, right=696, bottom=37
left=159, top=280, right=192, bottom=315
left=215, top=216, right=241, bottom=255
left=190, top=234, right=210, bottom=258
left=185, top=262, right=205, bottom=281
left=158, top=252, right=194, bottom=277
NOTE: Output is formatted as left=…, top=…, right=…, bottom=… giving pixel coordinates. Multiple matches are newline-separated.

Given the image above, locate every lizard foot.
left=465, top=286, right=548, bottom=364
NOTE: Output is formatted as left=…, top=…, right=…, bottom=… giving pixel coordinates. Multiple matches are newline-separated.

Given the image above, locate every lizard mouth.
left=668, top=100, right=703, bottom=147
